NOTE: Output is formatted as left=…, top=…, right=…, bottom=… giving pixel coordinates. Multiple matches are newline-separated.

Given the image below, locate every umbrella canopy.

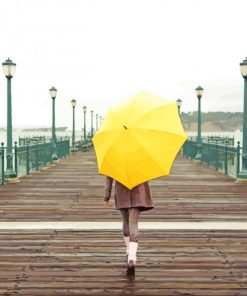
left=93, top=91, right=188, bottom=189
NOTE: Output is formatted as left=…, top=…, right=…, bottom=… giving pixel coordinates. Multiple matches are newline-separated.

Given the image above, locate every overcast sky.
left=0, top=0, right=246, bottom=128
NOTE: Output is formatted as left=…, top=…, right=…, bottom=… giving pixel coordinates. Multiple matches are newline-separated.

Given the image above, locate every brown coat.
left=104, top=176, right=154, bottom=211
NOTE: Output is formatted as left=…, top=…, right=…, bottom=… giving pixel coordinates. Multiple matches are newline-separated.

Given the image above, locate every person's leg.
left=129, top=208, right=140, bottom=242
left=120, top=209, right=130, bottom=255
left=127, top=208, right=140, bottom=275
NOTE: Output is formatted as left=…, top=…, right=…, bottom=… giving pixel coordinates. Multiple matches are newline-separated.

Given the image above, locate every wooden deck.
left=1, top=229, right=247, bottom=295
left=0, top=150, right=247, bottom=295
left=0, top=150, right=246, bottom=221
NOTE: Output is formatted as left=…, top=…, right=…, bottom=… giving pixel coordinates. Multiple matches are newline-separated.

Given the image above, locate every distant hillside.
left=181, top=112, right=243, bottom=132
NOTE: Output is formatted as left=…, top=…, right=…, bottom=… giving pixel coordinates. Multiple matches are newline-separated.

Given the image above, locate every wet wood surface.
left=0, top=150, right=246, bottom=221
left=0, top=229, right=247, bottom=295
left=0, top=150, right=247, bottom=294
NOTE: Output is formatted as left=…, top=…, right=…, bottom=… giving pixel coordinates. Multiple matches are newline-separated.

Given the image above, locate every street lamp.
left=195, top=85, right=204, bottom=160
left=96, top=113, right=99, bottom=131
left=176, top=99, right=182, bottom=116
left=71, top=99, right=76, bottom=150
left=90, top=110, right=94, bottom=137
left=238, top=57, right=247, bottom=179
left=83, top=106, right=87, bottom=141
left=49, top=86, right=58, bottom=160
left=2, top=58, right=17, bottom=178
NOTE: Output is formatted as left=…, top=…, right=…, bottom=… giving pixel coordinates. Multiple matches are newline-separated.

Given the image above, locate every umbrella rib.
left=97, top=132, right=122, bottom=170
left=126, top=131, right=169, bottom=174
left=130, top=128, right=187, bottom=174
left=98, top=131, right=130, bottom=183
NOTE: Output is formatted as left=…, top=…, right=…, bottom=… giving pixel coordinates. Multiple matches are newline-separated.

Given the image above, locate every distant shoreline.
left=0, top=127, right=69, bottom=132
left=183, top=122, right=243, bottom=133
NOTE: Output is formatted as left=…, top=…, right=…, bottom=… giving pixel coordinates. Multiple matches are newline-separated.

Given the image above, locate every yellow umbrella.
left=93, top=91, right=188, bottom=189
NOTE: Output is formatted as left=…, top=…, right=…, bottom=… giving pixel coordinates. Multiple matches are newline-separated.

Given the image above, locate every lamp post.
left=195, top=85, right=204, bottom=160
left=90, top=110, right=94, bottom=137
left=71, top=99, right=76, bottom=150
left=176, top=99, right=182, bottom=116
left=2, top=58, right=17, bottom=178
left=50, top=86, right=58, bottom=160
left=96, top=113, right=99, bottom=131
left=83, top=106, right=87, bottom=142
left=238, top=57, right=247, bottom=179
left=99, top=116, right=102, bottom=126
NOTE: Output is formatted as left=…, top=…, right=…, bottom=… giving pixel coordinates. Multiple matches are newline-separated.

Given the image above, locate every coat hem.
left=115, top=206, right=154, bottom=212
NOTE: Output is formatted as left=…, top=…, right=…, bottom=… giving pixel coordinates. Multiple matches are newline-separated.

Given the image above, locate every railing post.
left=43, top=140, right=47, bottom=167
left=224, top=140, right=228, bottom=175
left=236, top=141, right=241, bottom=177
left=207, top=138, right=210, bottom=166
left=14, top=141, right=18, bottom=177
left=215, top=140, right=219, bottom=170
left=50, top=141, right=53, bottom=163
left=200, top=141, right=203, bottom=164
left=67, top=140, right=70, bottom=156
left=26, top=141, right=30, bottom=175
left=35, top=144, right=39, bottom=171
left=1, top=143, right=4, bottom=185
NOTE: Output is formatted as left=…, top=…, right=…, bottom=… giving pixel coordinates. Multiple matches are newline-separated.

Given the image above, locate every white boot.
left=128, top=241, right=138, bottom=265
left=124, top=236, right=130, bottom=255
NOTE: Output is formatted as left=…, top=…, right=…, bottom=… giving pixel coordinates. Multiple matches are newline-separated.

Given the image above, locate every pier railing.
left=19, top=135, right=94, bottom=153
left=188, top=136, right=235, bottom=146
left=0, top=137, right=70, bottom=185
left=183, top=139, right=240, bottom=178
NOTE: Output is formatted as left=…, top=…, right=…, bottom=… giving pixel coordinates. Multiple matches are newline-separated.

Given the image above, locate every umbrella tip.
left=123, top=125, right=128, bottom=129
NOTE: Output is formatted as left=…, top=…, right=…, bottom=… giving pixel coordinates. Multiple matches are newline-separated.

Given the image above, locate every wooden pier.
left=0, top=151, right=247, bottom=295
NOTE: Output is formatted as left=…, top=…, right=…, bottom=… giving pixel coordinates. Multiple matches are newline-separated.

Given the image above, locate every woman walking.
left=104, top=176, right=154, bottom=276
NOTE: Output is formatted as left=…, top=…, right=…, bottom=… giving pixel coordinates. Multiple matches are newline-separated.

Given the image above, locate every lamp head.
left=195, top=85, right=204, bottom=99
left=49, top=86, right=57, bottom=99
left=2, top=58, right=16, bottom=78
left=176, top=98, right=182, bottom=107
left=71, top=99, right=76, bottom=108
left=240, top=57, right=247, bottom=78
